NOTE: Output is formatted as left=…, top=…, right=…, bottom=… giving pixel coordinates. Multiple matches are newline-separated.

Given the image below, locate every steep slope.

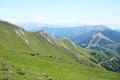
left=0, top=21, right=77, bottom=63
left=69, top=28, right=120, bottom=72
left=59, top=38, right=109, bottom=65
left=25, top=25, right=120, bottom=72
left=77, top=30, right=120, bottom=56
left=0, top=21, right=108, bottom=67
left=59, top=38, right=120, bottom=72
left=0, top=21, right=31, bottom=52
left=0, top=21, right=120, bottom=80
left=74, top=30, right=120, bottom=72
left=102, top=30, right=120, bottom=43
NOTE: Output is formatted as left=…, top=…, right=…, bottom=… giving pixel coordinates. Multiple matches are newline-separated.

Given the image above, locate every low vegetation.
left=0, top=21, right=120, bottom=80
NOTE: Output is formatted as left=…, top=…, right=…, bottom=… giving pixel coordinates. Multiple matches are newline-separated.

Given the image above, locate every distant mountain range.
left=18, top=22, right=120, bottom=71
left=17, top=22, right=62, bottom=31
left=19, top=23, right=120, bottom=56
left=0, top=21, right=120, bottom=79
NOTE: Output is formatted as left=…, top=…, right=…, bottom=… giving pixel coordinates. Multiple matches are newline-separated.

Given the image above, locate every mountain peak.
left=93, top=25, right=109, bottom=31
left=80, top=25, right=110, bottom=31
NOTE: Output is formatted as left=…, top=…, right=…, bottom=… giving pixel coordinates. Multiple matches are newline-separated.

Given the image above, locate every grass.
left=0, top=51, right=120, bottom=80
left=0, top=21, right=120, bottom=80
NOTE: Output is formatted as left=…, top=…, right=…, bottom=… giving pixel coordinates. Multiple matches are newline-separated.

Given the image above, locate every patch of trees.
left=101, top=58, right=120, bottom=72
left=116, top=46, right=120, bottom=54
left=90, top=52, right=103, bottom=63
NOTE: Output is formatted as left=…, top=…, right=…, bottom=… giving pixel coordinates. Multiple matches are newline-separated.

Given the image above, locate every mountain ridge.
left=18, top=23, right=120, bottom=72
left=0, top=21, right=120, bottom=80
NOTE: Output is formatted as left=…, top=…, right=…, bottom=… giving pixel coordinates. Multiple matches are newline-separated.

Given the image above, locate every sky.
left=0, top=0, right=120, bottom=29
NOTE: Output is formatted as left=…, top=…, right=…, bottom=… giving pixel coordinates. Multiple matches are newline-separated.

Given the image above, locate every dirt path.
left=98, top=56, right=115, bottom=66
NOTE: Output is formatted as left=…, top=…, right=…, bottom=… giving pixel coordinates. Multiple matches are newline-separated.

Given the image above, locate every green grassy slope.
left=59, top=38, right=109, bottom=66
left=0, top=21, right=77, bottom=63
left=0, top=51, right=120, bottom=80
left=0, top=21, right=120, bottom=80
left=0, top=21, right=31, bottom=52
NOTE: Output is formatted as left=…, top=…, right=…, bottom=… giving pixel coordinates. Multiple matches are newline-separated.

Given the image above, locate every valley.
left=28, top=25, right=120, bottom=72
left=0, top=21, right=120, bottom=80
left=1, top=0, right=120, bottom=80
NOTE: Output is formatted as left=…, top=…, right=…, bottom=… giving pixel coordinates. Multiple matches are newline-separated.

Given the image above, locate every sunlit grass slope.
left=0, top=21, right=120, bottom=80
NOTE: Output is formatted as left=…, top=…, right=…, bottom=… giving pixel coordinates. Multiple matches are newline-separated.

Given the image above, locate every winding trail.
left=98, top=56, right=115, bottom=66
left=86, top=32, right=118, bottom=48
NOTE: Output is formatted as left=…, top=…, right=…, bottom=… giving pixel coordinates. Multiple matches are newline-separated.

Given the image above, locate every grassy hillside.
left=59, top=38, right=120, bottom=72
left=0, top=51, right=120, bottom=80
left=59, top=38, right=110, bottom=68
left=0, top=21, right=120, bottom=80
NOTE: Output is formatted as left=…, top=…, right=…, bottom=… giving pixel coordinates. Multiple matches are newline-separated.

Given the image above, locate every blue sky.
left=0, top=0, right=120, bottom=29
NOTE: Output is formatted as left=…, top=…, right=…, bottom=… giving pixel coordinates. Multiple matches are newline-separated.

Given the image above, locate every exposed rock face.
left=14, top=29, right=29, bottom=44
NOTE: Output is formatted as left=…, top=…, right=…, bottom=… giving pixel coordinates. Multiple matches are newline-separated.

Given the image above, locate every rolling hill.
left=0, top=21, right=120, bottom=80
left=20, top=24, right=120, bottom=72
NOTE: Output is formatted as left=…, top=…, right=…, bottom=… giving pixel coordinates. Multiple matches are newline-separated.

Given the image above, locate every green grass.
left=59, top=38, right=109, bottom=63
left=0, top=51, right=120, bottom=80
left=0, top=21, right=120, bottom=80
